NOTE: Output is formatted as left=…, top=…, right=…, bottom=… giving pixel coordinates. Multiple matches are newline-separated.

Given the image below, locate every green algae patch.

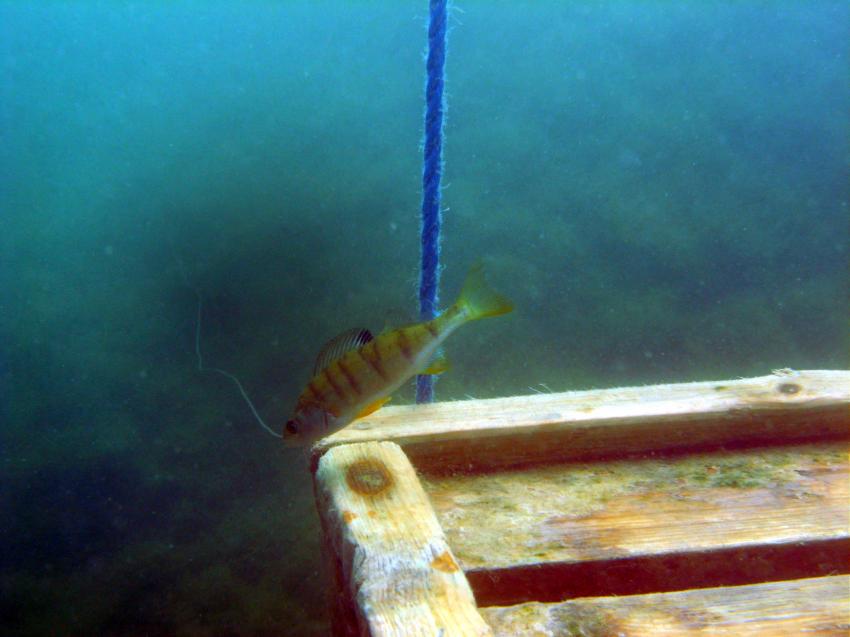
left=646, top=448, right=800, bottom=492
left=551, top=604, right=615, bottom=637
left=422, top=442, right=842, bottom=570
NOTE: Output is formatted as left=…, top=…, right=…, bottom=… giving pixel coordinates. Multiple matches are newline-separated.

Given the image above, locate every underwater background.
left=1, top=1, right=847, bottom=635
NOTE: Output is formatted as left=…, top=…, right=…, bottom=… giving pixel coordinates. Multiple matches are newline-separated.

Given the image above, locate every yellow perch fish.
left=283, top=263, right=513, bottom=445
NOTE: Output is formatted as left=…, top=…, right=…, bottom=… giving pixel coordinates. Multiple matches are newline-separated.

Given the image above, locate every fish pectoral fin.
left=355, top=396, right=392, bottom=419
left=421, top=355, right=451, bottom=375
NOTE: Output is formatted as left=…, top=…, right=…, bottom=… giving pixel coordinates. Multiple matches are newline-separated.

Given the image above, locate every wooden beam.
left=421, top=440, right=849, bottom=606
left=310, top=372, right=849, bottom=634
left=313, top=370, right=849, bottom=474
left=480, top=575, right=850, bottom=637
left=313, top=441, right=492, bottom=637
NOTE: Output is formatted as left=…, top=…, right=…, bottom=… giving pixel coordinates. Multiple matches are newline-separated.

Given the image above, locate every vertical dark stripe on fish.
left=323, top=366, right=347, bottom=400
left=308, top=380, right=324, bottom=403
left=359, top=344, right=388, bottom=380
left=337, top=359, right=361, bottom=395
left=396, top=328, right=414, bottom=362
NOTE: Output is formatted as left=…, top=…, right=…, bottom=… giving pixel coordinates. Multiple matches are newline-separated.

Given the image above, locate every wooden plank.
left=312, top=370, right=850, bottom=474
left=480, top=575, right=850, bottom=636
left=421, top=441, right=850, bottom=606
left=313, top=441, right=492, bottom=637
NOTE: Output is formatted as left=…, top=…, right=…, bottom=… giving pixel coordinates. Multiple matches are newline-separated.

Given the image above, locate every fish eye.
left=284, top=420, right=298, bottom=436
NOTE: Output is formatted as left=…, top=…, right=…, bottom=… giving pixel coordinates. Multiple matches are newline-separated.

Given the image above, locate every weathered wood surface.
left=481, top=575, right=850, bottom=636
left=313, top=370, right=850, bottom=474
left=422, top=440, right=849, bottom=606
left=313, top=441, right=492, bottom=637
left=311, top=372, right=850, bottom=635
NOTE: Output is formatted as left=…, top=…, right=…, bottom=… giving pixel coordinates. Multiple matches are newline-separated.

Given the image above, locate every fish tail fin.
left=454, top=262, right=514, bottom=322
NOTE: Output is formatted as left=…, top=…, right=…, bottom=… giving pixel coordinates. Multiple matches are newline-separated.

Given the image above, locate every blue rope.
left=416, top=0, right=448, bottom=404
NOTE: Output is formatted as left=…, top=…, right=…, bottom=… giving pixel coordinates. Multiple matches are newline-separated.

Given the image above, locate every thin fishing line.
left=176, top=251, right=282, bottom=439
left=192, top=292, right=282, bottom=439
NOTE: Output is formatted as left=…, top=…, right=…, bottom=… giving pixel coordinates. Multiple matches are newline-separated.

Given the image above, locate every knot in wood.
left=777, top=382, right=802, bottom=395
left=346, top=458, right=394, bottom=496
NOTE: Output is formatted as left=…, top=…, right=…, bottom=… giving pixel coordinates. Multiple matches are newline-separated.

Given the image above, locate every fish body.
left=283, top=264, right=513, bottom=445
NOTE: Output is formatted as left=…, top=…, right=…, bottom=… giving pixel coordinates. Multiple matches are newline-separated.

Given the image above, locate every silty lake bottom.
left=1, top=2, right=847, bottom=635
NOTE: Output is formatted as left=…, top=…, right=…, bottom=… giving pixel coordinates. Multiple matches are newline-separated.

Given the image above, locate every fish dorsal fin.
left=313, top=327, right=374, bottom=375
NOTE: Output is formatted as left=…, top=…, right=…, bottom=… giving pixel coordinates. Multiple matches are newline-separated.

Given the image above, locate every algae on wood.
left=481, top=575, right=850, bottom=637
left=422, top=442, right=848, bottom=570
left=310, top=371, right=850, bottom=635
left=421, top=441, right=849, bottom=605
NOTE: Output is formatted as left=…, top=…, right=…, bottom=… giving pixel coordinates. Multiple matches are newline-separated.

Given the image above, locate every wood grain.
left=312, top=370, right=850, bottom=474
left=481, top=575, right=850, bottom=636
left=311, top=371, right=850, bottom=635
left=421, top=441, right=849, bottom=605
left=313, top=441, right=492, bottom=637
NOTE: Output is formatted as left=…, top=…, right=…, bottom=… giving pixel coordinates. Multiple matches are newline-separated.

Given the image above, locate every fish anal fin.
left=354, top=396, right=391, bottom=419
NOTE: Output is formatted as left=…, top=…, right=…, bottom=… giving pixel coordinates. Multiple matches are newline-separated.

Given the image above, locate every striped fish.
left=283, top=264, right=513, bottom=445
